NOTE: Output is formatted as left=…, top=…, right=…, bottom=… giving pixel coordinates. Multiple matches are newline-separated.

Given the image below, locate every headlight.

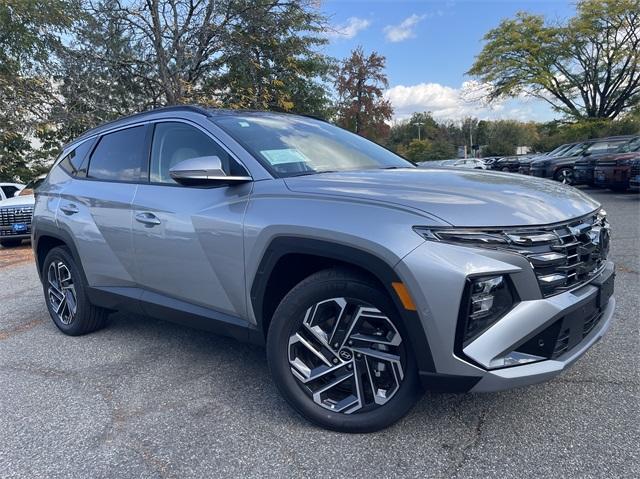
left=413, top=227, right=508, bottom=245
left=460, top=275, right=514, bottom=343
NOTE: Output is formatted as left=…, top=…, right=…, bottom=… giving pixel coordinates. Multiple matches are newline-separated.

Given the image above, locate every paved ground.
left=0, top=188, right=638, bottom=478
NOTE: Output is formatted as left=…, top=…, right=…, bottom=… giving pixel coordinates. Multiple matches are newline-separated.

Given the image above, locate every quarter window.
left=88, top=126, right=146, bottom=181
left=150, top=122, right=244, bottom=184
left=59, top=139, right=95, bottom=176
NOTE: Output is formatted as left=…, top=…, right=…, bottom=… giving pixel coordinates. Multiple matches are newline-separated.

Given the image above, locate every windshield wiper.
left=287, top=170, right=338, bottom=177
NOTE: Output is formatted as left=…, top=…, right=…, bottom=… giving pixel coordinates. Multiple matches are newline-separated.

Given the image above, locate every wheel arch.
left=33, top=225, right=86, bottom=283
left=250, top=236, right=436, bottom=374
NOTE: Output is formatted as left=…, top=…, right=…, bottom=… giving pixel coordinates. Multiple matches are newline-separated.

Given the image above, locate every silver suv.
left=32, top=106, right=615, bottom=432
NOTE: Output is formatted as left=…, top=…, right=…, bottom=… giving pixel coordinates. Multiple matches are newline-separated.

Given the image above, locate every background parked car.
left=593, top=136, right=640, bottom=191
left=0, top=177, right=43, bottom=248
left=630, top=158, right=640, bottom=190
left=529, top=136, right=633, bottom=185
left=0, top=183, right=24, bottom=201
left=494, top=155, right=534, bottom=173
left=518, top=143, right=578, bottom=175
left=574, top=136, right=640, bottom=186
left=450, top=158, right=488, bottom=169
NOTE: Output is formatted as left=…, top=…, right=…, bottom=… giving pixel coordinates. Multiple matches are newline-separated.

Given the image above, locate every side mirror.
left=582, top=151, right=591, bottom=157
left=169, top=156, right=252, bottom=186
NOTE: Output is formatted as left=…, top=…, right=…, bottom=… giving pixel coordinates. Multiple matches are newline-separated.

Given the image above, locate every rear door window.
left=88, top=126, right=147, bottom=182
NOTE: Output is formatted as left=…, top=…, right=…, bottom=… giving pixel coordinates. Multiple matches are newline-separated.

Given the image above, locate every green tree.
left=469, top=0, right=640, bottom=120
left=335, top=47, right=393, bottom=141
left=0, top=0, right=76, bottom=181
left=219, top=0, right=332, bottom=117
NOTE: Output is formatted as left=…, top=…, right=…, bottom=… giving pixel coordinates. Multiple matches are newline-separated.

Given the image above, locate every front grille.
left=0, top=206, right=34, bottom=236
left=630, top=161, right=640, bottom=177
left=518, top=164, right=531, bottom=175
left=503, top=212, right=608, bottom=297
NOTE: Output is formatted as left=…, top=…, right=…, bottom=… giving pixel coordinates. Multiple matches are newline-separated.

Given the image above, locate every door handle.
left=60, top=204, right=79, bottom=215
left=135, top=212, right=161, bottom=226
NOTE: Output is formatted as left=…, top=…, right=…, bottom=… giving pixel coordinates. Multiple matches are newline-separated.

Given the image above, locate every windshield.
left=213, top=113, right=413, bottom=177
left=548, top=143, right=573, bottom=157
left=561, top=142, right=591, bottom=157
left=616, top=136, right=640, bottom=153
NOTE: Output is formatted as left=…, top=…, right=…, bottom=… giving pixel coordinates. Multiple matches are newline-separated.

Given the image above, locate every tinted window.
left=586, top=139, right=629, bottom=154
left=59, top=139, right=95, bottom=176
left=150, top=122, right=244, bottom=184
left=88, top=126, right=146, bottom=181
left=1, top=185, right=19, bottom=198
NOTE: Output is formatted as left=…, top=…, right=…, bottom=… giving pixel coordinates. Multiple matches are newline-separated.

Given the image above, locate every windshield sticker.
left=261, top=148, right=309, bottom=165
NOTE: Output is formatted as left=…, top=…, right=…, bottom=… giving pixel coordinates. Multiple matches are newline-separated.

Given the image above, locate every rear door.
left=57, top=124, right=149, bottom=289
left=131, top=120, right=252, bottom=320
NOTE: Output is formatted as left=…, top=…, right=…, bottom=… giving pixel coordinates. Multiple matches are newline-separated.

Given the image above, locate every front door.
left=131, top=121, right=252, bottom=319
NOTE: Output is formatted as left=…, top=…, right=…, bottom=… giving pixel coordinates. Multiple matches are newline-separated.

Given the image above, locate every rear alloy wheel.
left=42, top=246, right=109, bottom=335
left=555, top=167, right=575, bottom=185
left=267, top=268, right=421, bottom=432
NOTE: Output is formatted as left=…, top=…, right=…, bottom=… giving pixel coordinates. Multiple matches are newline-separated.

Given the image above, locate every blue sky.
left=320, top=0, right=577, bottom=123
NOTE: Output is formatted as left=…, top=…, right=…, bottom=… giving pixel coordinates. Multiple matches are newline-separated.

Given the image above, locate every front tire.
left=42, top=246, right=109, bottom=336
left=266, top=268, right=421, bottom=433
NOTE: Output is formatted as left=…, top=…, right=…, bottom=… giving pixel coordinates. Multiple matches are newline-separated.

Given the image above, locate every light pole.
left=413, top=121, right=424, bottom=141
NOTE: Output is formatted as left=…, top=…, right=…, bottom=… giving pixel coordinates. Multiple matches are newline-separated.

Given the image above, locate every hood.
left=596, top=151, right=640, bottom=163
left=0, top=194, right=35, bottom=208
left=284, top=169, right=599, bottom=227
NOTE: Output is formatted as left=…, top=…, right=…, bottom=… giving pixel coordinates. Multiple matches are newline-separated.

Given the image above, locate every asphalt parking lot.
left=0, top=187, right=638, bottom=478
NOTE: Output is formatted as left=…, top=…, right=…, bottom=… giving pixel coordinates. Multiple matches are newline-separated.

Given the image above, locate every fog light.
left=462, top=275, right=514, bottom=343
left=489, top=352, right=546, bottom=369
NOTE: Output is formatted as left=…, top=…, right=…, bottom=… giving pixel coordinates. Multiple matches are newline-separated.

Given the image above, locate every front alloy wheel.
left=267, top=268, right=421, bottom=433
left=288, top=297, right=405, bottom=414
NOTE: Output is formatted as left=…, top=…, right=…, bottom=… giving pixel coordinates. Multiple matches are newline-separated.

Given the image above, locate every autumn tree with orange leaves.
left=335, top=47, right=393, bottom=142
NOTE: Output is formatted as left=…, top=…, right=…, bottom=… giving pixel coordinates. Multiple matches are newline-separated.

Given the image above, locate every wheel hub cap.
left=288, top=298, right=405, bottom=414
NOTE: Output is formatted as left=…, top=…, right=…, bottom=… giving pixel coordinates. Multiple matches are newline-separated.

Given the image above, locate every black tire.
left=0, top=238, right=23, bottom=248
left=42, top=246, right=109, bottom=336
left=266, top=267, right=422, bottom=433
left=554, top=167, right=575, bottom=185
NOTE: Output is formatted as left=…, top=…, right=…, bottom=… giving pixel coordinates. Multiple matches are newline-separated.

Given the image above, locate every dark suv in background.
left=518, top=142, right=578, bottom=176
left=529, top=136, right=633, bottom=185
left=592, top=136, right=640, bottom=191
left=574, top=136, right=640, bottom=187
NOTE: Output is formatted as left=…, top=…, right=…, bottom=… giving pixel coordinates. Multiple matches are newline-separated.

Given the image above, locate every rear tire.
left=0, top=238, right=23, bottom=248
left=42, top=246, right=109, bottom=336
left=266, top=267, right=421, bottom=433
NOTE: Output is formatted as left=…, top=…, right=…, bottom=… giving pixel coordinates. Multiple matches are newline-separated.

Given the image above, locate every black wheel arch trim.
left=250, top=236, right=438, bottom=375
left=33, top=222, right=88, bottom=284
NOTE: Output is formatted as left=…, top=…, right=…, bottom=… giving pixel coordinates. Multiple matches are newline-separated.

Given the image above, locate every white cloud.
left=383, top=14, right=426, bottom=43
left=384, top=81, right=540, bottom=121
left=328, top=17, right=371, bottom=40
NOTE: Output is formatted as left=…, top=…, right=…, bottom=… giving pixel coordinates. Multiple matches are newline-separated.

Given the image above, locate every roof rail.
left=70, top=105, right=211, bottom=145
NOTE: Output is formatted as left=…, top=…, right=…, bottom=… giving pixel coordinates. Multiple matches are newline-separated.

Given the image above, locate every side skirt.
left=87, top=286, right=263, bottom=345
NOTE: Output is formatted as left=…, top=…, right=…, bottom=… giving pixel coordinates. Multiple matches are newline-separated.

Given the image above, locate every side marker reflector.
left=391, top=282, right=417, bottom=311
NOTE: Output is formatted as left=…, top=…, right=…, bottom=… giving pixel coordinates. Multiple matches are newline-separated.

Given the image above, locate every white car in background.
left=0, top=183, right=24, bottom=201
left=450, top=159, right=488, bottom=169
left=0, top=177, right=42, bottom=248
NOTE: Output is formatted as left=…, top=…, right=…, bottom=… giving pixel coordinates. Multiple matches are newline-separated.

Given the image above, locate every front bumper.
left=396, top=241, right=615, bottom=393
left=530, top=167, right=548, bottom=178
